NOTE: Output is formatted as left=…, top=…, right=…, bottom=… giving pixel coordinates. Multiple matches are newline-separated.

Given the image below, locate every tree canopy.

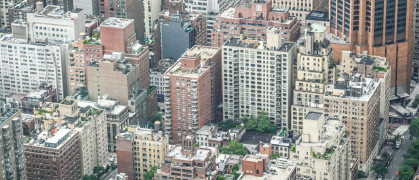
left=239, top=112, right=277, bottom=133
left=220, top=139, right=248, bottom=156
left=398, top=165, right=415, bottom=180
left=144, top=166, right=159, bottom=180
left=409, top=117, right=419, bottom=139
left=371, top=163, right=387, bottom=176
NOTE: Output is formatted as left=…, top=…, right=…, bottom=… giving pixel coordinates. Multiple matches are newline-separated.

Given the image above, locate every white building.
left=27, top=4, right=85, bottom=42
left=222, top=27, right=296, bottom=128
left=150, top=70, right=165, bottom=95
left=73, top=0, right=99, bottom=17
left=143, top=0, right=161, bottom=38
left=0, top=22, right=69, bottom=100
left=184, top=0, right=242, bottom=44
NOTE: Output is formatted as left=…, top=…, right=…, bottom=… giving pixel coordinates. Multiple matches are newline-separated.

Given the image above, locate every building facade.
left=329, top=0, right=413, bottom=97
left=290, top=112, right=351, bottom=180
left=222, top=28, right=297, bottom=128
left=0, top=109, right=26, bottom=180
left=272, top=0, right=328, bottom=21
left=116, top=127, right=169, bottom=180
left=413, top=0, right=419, bottom=80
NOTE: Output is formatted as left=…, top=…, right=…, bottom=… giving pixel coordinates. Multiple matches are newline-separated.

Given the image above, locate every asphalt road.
left=385, top=131, right=413, bottom=180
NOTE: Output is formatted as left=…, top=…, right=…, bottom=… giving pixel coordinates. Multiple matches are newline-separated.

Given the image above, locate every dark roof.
left=304, top=112, right=322, bottom=121
left=80, top=106, right=91, bottom=114
left=240, top=131, right=272, bottom=145
left=306, top=11, right=328, bottom=21
left=358, top=57, right=375, bottom=65
left=63, top=116, right=80, bottom=124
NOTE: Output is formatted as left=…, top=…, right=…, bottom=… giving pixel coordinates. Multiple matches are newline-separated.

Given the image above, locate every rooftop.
left=306, top=11, right=328, bottom=21
left=166, top=145, right=216, bottom=162
left=241, top=158, right=296, bottom=180
left=0, top=109, right=19, bottom=127
left=299, top=118, right=344, bottom=148
left=325, top=75, right=381, bottom=101
left=224, top=37, right=294, bottom=52
left=101, top=18, right=133, bottom=28
left=242, top=154, right=266, bottom=162
left=305, top=112, right=322, bottom=121
left=31, top=5, right=82, bottom=20
left=27, top=128, right=74, bottom=149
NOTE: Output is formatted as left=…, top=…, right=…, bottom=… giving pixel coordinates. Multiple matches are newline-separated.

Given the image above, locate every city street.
left=99, top=168, right=118, bottom=180
left=385, top=131, right=413, bottom=180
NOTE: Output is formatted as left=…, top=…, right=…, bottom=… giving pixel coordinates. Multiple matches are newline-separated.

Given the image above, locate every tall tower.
left=329, top=0, right=413, bottom=96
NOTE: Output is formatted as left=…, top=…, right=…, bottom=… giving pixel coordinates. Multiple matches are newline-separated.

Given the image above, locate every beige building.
left=68, top=38, right=87, bottom=94
left=117, top=127, right=169, bottom=180
left=291, top=23, right=335, bottom=135
left=272, top=0, right=328, bottom=21
left=35, top=99, right=109, bottom=176
left=143, top=0, right=161, bottom=38
left=86, top=53, right=147, bottom=125
left=222, top=27, right=297, bottom=128
left=0, top=108, right=26, bottom=180
left=290, top=112, right=350, bottom=180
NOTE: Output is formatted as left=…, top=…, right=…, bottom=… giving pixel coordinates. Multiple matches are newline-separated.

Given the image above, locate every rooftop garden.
left=373, top=67, right=388, bottom=72
left=290, top=144, right=296, bottom=152
left=83, top=33, right=101, bottom=45
left=311, top=146, right=336, bottom=159
left=279, top=128, right=287, bottom=137
left=328, top=61, right=336, bottom=69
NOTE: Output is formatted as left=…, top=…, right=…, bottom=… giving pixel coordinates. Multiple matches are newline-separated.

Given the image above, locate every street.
left=385, top=131, right=413, bottom=180
left=99, top=168, right=118, bottom=180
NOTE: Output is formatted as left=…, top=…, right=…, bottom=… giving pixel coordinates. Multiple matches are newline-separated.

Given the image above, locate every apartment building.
left=154, top=135, right=218, bottom=180
left=116, top=127, right=169, bottom=180
left=183, top=0, right=242, bottom=44
left=25, top=129, right=81, bottom=180
left=6, top=83, right=57, bottom=114
left=72, top=0, right=99, bottom=16
left=0, top=108, right=26, bottom=180
left=99, top=0, right=145, bottom=43
left=7, top=1, right=32, bottom=30
left=329, top=0, right=413, bottom=97
left=291, top=23, right=334, bottom=135
left=413, top=0, right=419, bottom=80
left=68, top=38, right=86, bottom=94
left=211, top=0, right=300, bottom=47
left=150, top=70, right=165, bottom=96
left=0, top=0, right=22, bottom=30
left=0, top=22, right=68, bottom=100
left=163, top=46, right=221, bottom=143
left=323, top=75, right=382, bottom=171
left=272, top=0, right=328, bottom=21
left=222, top=27, right=297, bottom=128
left=242, top=154, right=267, bottom=177
left=240, top=158, right=297, bottom=180
left=86, top=53, right=147, bottom=125
left=58, top=99, right=108, bottom=176
left=161, top=13, right=206, bottom=60
left=27, top=3, right=85, bottom=42
left=290, top=112, right=350, bottom=180
left=143, top=0, right=161, bottom=38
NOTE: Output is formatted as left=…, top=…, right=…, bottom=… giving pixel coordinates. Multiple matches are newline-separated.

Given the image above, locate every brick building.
left=242, top=154, right=267, bottom=177
left=211, top=0, right=300, bottom=47
left=163, top=46, right=221, bottom=143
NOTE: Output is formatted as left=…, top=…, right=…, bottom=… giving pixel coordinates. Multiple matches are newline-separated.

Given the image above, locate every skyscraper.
left=329, top=0, right=413, bottom=97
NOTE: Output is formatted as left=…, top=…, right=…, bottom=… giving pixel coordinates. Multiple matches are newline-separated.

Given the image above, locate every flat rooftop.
left=305, top=112, right=322, bottom=121
left=166, top=145, right=216, bottom=162
left=243, top=154, right=266, bottom=162
left=101, top=18, right=133, bottom=28
left=299, top=119, right=343, bottom=147
left=326, top=76, right=381, bottom=101
left=224, top=37, right=294, bottom=52
left=306, top=11, right=328, bottom=21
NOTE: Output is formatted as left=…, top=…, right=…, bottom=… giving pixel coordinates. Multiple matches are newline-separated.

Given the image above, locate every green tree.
left=149, top=113, right=163, bottom=128
left=409, top=117, right=419, bottom=139
left=232, top=164, right=240, bottom=180
left=403, top=158, right=419, bottom=169
left=246, top=116, right=257, bottom=131
left=220, top=139, right=248, bottom=155
left=82, top=175, right=97, bottom=180
left=93, top=166, right=105, bottom=174
left=358, top=170, right=367, bottom=179
left=371, top=163, right=387, bottom=176
left=381, top=151, right=390, bottom=161
left=272, top=152, right=281, bottom=159
left=398, top=165, right=415, bottom=180
left=217, top=175, right=226, bottom=180
left=144, top=166, right=159, bottom=180
left=218, top=119, right=236, bottom=131
left=256, top=112, right=271, bottom=133
left=404, top=139, right=419, bottom=159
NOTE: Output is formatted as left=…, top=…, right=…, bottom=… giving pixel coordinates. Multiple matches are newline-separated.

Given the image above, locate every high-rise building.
left=99, top=0, right=145, bottom=43
left=0, top=0, right=23, bottom=30
left=27, top=4, right=86, bottom=42
left=323, top=71, right=388, bottom=171
left=413, top=0, right=419, bottom=80
left=116, top=127, right=169, bottom=180
left=272, top=0, right=328, bottom=21
left=290, top=112, right=351, bottom=180
left=161, top=13, right=206, bottom=60
left=86, top=53, right=147, bottom=125
left=0, top=21, right=69, bottom=100
left=68, top=38, right=87, bottom=94
left=72, top=0, right=99, bottom=16
left=24, top=129, right=81, bottom=180
left=163, top=46, right=221, bottom=143
left=0, top=108, right=26, bottom=180
left=291, top=23, right=335, bottom=135
left=222, top=27, right=297, bottom=128
left=154, top=135, right=218, bottom=180
left=329, top=0, right=413, bottom=97
left=143, top=0, right=161, bottom=38
left=211, top=0, right=300, bottom=47
left=7, top=1, right=32, bottom=30
left=183, top=0, right=242, bottom=44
